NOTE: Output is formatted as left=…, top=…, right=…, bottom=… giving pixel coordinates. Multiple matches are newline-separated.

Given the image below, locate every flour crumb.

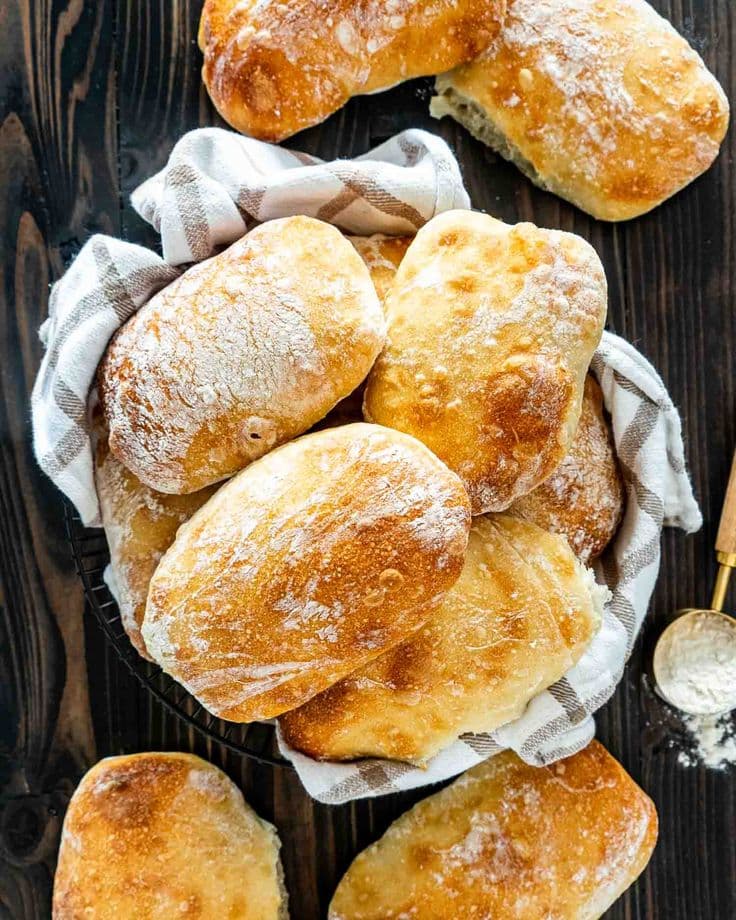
left=678, top=713, right=736, bottom=771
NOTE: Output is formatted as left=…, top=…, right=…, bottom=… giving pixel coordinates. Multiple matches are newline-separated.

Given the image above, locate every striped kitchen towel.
left=131, top=126, right=470, bottom=265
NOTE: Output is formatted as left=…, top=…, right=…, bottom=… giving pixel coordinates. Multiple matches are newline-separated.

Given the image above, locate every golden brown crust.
left=329, top=741, right=658, bottom=920
left=199, top=0, right=506, bottom=141
left=363, top=210, right=607, bottom=513
left=98, top=216, right=385, bottom=494
left=313, top=235, right=412, bottom=432
left=432, top=0, right=730, bottom=221
left=508, top=375, right=624, bottom=562
left=94, top=437, right=218, bottom=660
left=53, top=752, right=286, bottom=920
left=142, top=423, right=471, bottom=722
left=347, top=235, right=413, bottom=306
left=280, top=515, right=605, bottom=763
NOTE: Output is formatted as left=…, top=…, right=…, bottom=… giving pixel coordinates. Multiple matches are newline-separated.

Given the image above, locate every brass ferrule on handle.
left=712, top=451, right=736, bottom=612
left=711, top=555, right=736, bottom=612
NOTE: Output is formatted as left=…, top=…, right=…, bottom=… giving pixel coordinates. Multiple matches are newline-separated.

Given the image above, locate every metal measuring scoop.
left=653, top=452, right=736, bottom=716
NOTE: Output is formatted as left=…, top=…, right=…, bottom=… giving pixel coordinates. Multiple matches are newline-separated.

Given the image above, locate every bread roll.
left=280, top=515, right=605, bottom=763
left=199, top=0, right=506, bottom=142
left=53, top=752, right=287, bottom=920
left=99, top=216, right=385, bottom=494
left=348, top=235, right=412, bottom=306
left=347, top=236, right=621, bottom=555
left=363, top=210, right=607, bottom=513
left=431, top=0, right=729, bottom=221
left=508, top=375, right=623, bottom=562
left=95, top=437, right=218, bottom=660
left=329, top=741, right=658, bottom=920
left=142, top=423, right=471, bottom=722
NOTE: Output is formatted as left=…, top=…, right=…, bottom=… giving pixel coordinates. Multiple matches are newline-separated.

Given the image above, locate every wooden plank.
left=0, top=0, right=120, bottom=915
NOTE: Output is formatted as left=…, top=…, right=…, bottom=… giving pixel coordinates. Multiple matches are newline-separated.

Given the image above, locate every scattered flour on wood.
left=677, top=714, right=736, bottom=771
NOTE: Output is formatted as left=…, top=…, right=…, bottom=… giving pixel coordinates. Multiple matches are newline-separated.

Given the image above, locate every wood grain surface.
left=1, top=1, right=734, bottom=918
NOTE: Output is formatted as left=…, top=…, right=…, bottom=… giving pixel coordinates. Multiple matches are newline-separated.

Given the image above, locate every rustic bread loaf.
left=142, top=423, right=471, bottom=722
left=329, top=741, right=658, bottom=920
left=345, top=236, right=621, bottom=557
left=280, top=514, right=605, bottom=763
left=348, top=234, right=413, bottom=306
left=53, top=752, right=287, bottom=920
left=431, top=0, right=729, bottom=221
left=363, top=210, right=607, bottom=513
left=199, top=0, right=507, bottom=141
left=99, top=216, right=385, bottom=494
left=94, top=436, right=218, bottom=660
left=508, top=374, right=623, bottom=562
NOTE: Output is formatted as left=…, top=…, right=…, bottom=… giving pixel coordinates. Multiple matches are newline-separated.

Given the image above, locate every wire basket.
left=64, top=498, right=289, bottom=767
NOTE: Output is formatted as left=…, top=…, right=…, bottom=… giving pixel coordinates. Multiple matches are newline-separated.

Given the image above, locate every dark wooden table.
left=1, top=2, right=735, bottom=918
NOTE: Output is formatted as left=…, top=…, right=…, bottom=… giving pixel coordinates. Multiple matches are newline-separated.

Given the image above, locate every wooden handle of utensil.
left=716, top=451, right=736, bottom=559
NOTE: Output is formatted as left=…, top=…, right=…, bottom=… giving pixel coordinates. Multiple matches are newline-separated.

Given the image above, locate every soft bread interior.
left=578, top=556, right=610, bottom=626
left=431, top=85, right=548, bottom=186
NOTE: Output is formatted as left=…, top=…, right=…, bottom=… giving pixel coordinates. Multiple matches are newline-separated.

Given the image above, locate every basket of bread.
left=32, top=125, right=702, bottom=803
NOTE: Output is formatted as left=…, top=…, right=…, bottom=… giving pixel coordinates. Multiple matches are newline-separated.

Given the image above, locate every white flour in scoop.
left=655, top=611, right=736, bottom=715
left=654, top=610, right=736, bottom=770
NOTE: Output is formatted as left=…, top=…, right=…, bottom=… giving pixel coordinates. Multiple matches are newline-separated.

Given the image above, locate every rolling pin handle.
left=712, top=451, right=736, bottom=610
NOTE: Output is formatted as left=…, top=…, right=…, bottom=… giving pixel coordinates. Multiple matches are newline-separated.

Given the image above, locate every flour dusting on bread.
left=364, top=210, right=607, bottom=513
left=433, top=0, right=729, bottom=220
left=53, top=753, right=288, bottom=920
left=485, top=0, right=726, bottom=176
left=199, top=0, right=506, bottom=140
left=142, top=423, right=471, bottom=723
left=280, top=515, right=605, bottom=764
left=328, top=742, right=658, bottom=919
left=348, top=234, right=413, bottom=306
left=99, top=216, right=385, bottom=494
